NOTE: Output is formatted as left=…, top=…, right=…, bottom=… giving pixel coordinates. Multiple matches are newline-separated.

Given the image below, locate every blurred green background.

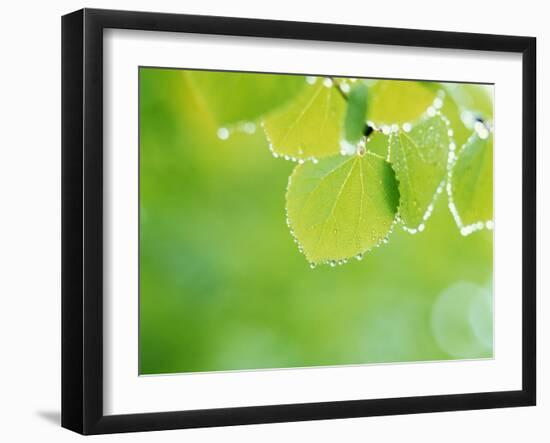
left=139, top=68, right=493, bottom=375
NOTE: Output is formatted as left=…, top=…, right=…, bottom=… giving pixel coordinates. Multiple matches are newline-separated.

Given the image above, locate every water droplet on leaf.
left=217, top=127, right=230, bottom=140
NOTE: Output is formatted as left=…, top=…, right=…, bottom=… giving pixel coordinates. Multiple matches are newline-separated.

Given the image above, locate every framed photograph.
left=61, top=8, right=536, bottom=435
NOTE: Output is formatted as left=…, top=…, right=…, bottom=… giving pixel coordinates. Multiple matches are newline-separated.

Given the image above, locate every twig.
left=329, top=76, right=349, bottom=101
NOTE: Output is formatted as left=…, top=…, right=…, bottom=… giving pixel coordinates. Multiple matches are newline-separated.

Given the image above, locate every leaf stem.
left=329, top=76, right=349, bottom=101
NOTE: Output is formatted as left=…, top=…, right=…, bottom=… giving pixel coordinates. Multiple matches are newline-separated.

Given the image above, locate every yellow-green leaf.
left=437, top=89, right=471, bottom=149
left=365, top=130, right=390, bottom=158
left=262, top=81, right=346, bottom=161
left=448, top=133, right=493, bottom=233
left=388, top=114, right=451, bottom=230
left=444, top=83, right=494, bottom=122
left=286, top=153, right=399, bottom=265
left=368, top=80, right=437, bottom=124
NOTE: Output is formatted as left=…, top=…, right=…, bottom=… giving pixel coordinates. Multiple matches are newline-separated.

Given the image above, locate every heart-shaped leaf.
left=388, top=114, right=452, bottom=230
left=448, top=132, right=493, bottom=234
left=262, top=80, right=346, bottom=161
left=286, top=153, right=399, bottom=265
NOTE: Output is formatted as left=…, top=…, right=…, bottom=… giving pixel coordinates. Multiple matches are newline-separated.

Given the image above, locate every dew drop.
left=433, top=97, right=444, bottom=109
left=460, top=110, right=476, bottom=128
left=243, top=122, right=256, bottom=134
left=402, top=122, right=412, bottom=132
left=323, top=78, right=333, bottom=88
left=306, top=76, right=317, bottom=85
left=474, top=120, right=485, bottom=132
left=340, top=140, right=356, bottom=156
left=474, top=121, right=490, bottom=140
left=217, top=127, right=230, bottom=140
left=486, top=220, right=494, bottom=230
left=340, top=82, right=351, bottom=94
left=427, top=106, right=436, bottom=117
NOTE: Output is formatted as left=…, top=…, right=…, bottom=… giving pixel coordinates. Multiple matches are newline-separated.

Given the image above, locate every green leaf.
left=368, top=80, right=437, bottom=124
left=341, top=82, right=368, bottom=154
left=365, top=130, right=390, bottom=158
left=444, top=83, right=493, bottom=121
left=388, top=114, right=451, bottom=230
left=448, top=133, right=493, bottom=233
left=186, top=70, right=305, bottom=125
left=262, top=81, right=346, bottom=161
left=437, top=89, right=471, bottom=150
left=286, top=153, right=399, bottom=265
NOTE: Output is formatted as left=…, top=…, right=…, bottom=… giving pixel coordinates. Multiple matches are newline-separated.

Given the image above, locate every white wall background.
left=0, top=0, right=545, bottom=441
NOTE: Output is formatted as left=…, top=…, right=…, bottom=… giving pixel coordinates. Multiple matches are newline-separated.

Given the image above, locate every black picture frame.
left=62, top=8, right=537, bottom=435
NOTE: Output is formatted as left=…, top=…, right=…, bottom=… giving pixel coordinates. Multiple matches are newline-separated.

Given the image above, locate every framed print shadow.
left=61, top=8, right=536, bottom=435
